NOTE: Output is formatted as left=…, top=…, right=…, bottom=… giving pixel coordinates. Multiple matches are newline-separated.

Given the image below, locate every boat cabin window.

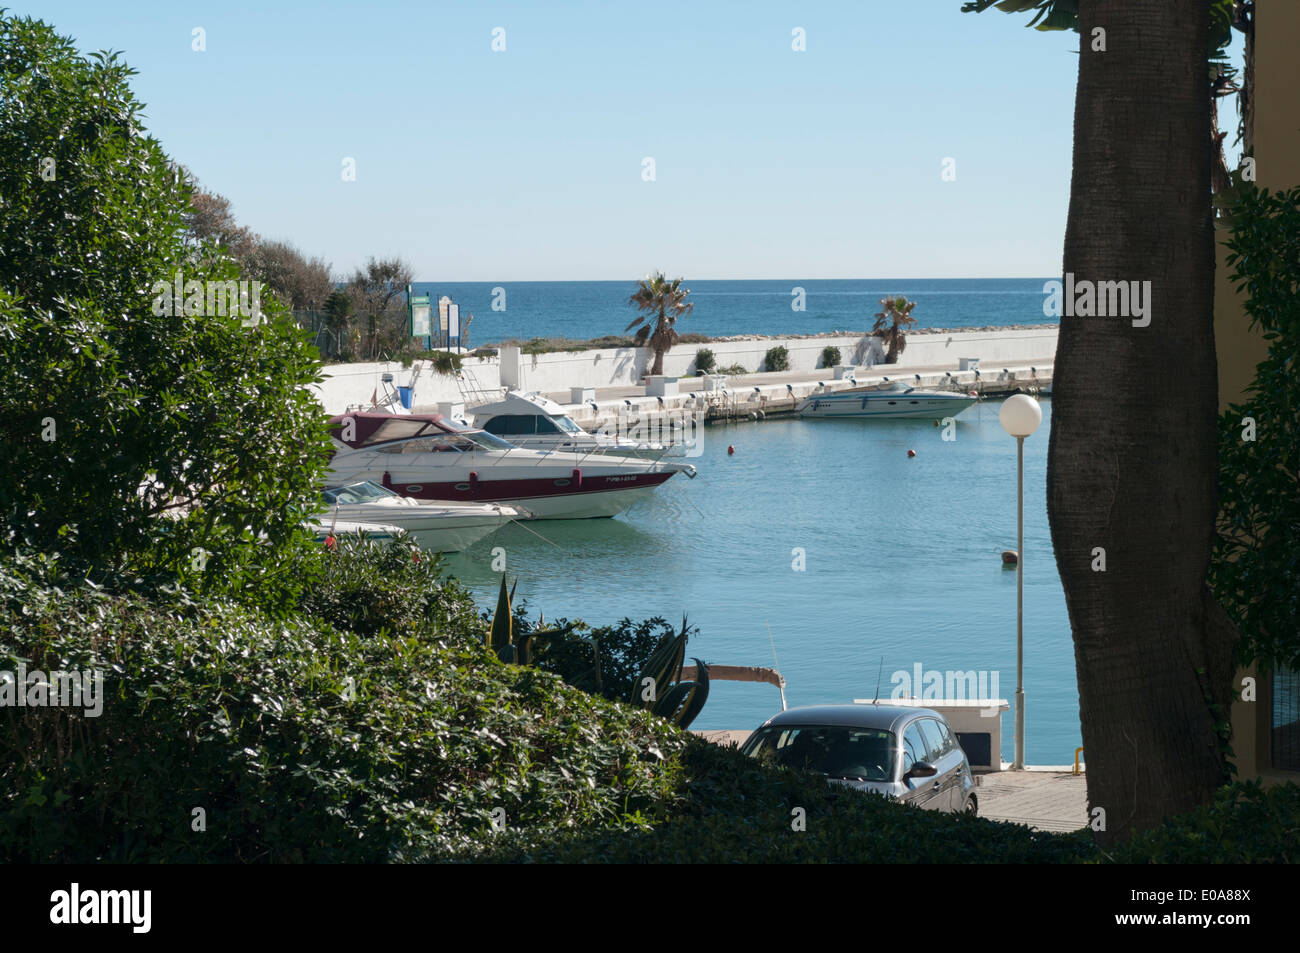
left=484, top=415, right=536, bottom=436
left=377, top=434, right=479, bottom=454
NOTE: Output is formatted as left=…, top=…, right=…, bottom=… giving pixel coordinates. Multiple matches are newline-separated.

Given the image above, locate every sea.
left=409, top=277, right=1056, bottom=346
left=440, top=336, right=1079, bottom=766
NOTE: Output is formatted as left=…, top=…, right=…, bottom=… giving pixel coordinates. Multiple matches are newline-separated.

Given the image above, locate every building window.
left=1272, top=666, right=1300, bottom=772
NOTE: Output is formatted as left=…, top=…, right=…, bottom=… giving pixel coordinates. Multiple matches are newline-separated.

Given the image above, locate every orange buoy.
left=907, top=449, right=916, bottom=458
left=1002, top=550, right=1019, bottom=566
left=727, top=445, right=735, bottom=455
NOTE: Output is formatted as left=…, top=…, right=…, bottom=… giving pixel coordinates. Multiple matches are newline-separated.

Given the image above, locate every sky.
left=19, top=1, right=1243, bottom=282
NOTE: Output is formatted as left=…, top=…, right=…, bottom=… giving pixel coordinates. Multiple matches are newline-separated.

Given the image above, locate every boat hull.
left=320, top=502, right=517, bottom=551
left=327, top=465, right=677, bottom=520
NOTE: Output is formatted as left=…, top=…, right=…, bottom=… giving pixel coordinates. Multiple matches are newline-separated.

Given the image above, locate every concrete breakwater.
left=312, top=325, right=1059, bottom=417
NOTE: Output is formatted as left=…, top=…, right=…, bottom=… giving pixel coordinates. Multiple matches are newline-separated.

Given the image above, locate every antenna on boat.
left=872, top=655, right=885, bottom=706
left=764, top=622, right=787, bottom=711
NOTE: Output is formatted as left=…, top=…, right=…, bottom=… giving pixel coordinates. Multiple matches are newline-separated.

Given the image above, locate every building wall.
left=312, top=357, right=501, bottom=415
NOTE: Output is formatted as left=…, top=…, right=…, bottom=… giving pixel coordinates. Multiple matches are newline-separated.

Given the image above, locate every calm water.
left=411, top=278, right=1056, bottom=346
left=442, top=398, right=1081, bottom=765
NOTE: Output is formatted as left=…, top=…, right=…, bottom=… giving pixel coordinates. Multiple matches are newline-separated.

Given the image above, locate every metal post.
left=1014, top=434, right=1026, bottom=770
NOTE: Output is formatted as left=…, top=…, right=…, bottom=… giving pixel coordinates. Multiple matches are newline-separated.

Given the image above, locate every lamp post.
left=998, top=394, right=1042, bottom=771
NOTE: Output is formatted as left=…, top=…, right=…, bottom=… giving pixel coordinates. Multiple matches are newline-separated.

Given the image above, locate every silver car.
left=740, top=704, right=978, bottom=815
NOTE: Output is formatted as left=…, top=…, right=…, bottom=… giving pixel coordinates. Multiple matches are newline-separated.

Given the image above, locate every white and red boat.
left=326, top=412, right=696, bottom=520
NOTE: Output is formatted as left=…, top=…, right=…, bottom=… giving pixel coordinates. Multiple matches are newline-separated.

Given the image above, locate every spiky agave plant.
left=487, top=575, right=575, bottom=665
left=627, top=616, right=710, bottom=729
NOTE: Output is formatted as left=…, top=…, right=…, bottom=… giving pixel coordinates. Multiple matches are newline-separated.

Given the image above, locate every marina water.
left=444, top=398, right=1080, bottom=766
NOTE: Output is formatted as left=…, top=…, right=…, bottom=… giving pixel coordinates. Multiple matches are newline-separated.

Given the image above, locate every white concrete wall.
left=312, top=356, right=501, bottom=415
left=500, top=327, right=1058, bottom=393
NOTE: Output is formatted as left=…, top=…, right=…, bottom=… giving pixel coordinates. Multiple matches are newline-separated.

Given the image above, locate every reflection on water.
left=441, top=399, right=1080, bottom=765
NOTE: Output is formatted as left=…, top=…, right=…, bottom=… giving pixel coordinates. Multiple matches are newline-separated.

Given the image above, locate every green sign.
left=407, top=285, right=431, bottom=337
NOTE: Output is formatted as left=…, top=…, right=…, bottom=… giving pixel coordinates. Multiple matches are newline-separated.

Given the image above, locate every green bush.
left=0, top=548, right=687, bottom=862
left=821, top=345, right=842, bottom=368
left=1212, top=185, right=1300, bottom=670
left=693, top=348, right=717, bottom=375
left=426, top=350, right=463, bottom=376
left=296, top=535, right=480, bottom=641
left=1104, top=781, right=1300, bottom=863
left=0, top=14, right=332, bottom=610
left=459, top=736, right=1092, bottom=863
left=764, top=346, right=790, bottom=372
left=717, top=363, right=748, bottom=375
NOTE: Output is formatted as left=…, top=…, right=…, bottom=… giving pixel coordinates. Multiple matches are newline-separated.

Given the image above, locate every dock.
left=543, top=359, right=1052, bottom=434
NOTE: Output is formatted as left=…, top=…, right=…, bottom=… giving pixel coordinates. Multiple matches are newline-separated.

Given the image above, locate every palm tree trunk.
left=1049, top=0, right=1237, bottom=844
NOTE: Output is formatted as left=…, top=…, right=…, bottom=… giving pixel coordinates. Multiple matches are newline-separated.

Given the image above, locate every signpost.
left=407, top=285, right=431, bottom=350
left=447, top=303, right=460, bottom=352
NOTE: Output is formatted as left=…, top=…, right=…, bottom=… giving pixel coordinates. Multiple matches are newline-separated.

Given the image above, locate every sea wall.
left=312, top=356, right=501, bottom=415
left=311, top=326, right=1058, bottom=414
left=499, top=326, right=1058, bottom=393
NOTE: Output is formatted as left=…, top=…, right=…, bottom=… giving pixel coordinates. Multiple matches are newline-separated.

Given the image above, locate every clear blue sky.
left=20, top=1, right=1240, bottom=282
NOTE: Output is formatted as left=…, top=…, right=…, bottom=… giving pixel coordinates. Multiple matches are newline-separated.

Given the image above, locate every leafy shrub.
left=1212, top=185, right=1300, bottom=669
left=427, top=350, right=463, bottom=376
left=459, top=736, right=1093, bottom=863
left=296, top=535, right=479, bottom=641
left=821, top=345, right=842, bottom=368
left=717, top=363, right=748, bottom=375
left=1104, top=781, right=1300, bottom=863
left=763, top=346, right=790, bottom=372
left=0, top=551, right=687, bottom=862
left=694, top=348, right=717, bottom=375
left=0, top=15, right=332, bottom=610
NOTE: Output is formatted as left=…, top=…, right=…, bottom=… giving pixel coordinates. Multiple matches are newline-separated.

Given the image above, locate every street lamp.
left=998, top=394, right=1042, bottom=770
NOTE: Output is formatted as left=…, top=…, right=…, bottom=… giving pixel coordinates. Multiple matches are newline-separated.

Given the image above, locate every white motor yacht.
left=797, top=380, right=978, bottom=419
left=466, top=391, right=672, bottom=459
left=326, top=412, right=695, bottom=520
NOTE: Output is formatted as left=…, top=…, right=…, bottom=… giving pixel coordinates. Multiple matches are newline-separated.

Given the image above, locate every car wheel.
left=963, top=795, right=978, bottom=817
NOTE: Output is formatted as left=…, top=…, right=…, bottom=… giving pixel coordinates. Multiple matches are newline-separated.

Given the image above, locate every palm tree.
left=1049, top=0, right=1236, bottom=844
left=626, top=272, right=694, bottom=376
left=872, top=296, right=917, bottom=364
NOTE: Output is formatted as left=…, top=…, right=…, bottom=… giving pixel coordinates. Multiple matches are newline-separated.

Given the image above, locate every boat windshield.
left=323, top=482, right=398, bottom=504
left=367, top=427, right=520, bottom=453
left=549, top=415, right=585, bottom=434
left=742, top=725, right=897, bottom=782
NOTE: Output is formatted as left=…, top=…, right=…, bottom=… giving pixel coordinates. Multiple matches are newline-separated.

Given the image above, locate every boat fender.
left=381, top=471, right=393, bottom=489
left=572, top=467, right=582, bottom=488
left=469, top=471, right=479, bottom=492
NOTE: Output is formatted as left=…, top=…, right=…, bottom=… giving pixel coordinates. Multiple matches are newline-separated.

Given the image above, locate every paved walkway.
left=976, top=769, right=1089, bottom=832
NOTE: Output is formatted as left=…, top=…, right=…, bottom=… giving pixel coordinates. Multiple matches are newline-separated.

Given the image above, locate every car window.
left=742, top=725, right=897, bottom=782
left=901, top=723, right=926, bottom=772
left=936, top=719, right=955, bottom=754
left=917, top=719, right=947, bottom=762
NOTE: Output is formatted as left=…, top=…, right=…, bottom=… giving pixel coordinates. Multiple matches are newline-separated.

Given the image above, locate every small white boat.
left=467, top=391, right=671, bottom=459
left=797, top=380, right=978, bottom=419
left=317, top=481, right=524, bottom=552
